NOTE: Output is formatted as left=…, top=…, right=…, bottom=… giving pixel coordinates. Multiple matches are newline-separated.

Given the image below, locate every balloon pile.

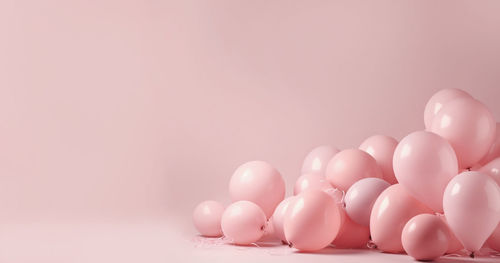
left=192, top=89, right=500, bottom=261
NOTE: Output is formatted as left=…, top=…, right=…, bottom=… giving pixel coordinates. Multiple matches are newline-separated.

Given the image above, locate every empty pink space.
left=1, top=0, right=500, bottom=262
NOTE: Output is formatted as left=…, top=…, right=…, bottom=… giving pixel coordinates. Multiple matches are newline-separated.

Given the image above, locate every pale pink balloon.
left=423, top=88, right=472, bottom=130
left=192, top=200, right=224, bottom=237
left=480, top=123, right=500, bottom=165
left=430, top=97, right=496, bottom=169
left=443, top=171, right=500, bottom=254
left=370, top=184, right=433, bottom=253
left=359, top=135, right=399, bottom=184
left=437, top=214, right=463, bottom=254
left=479, top=157, right=500, bottom=186
left=332, top=211, right=370, bottom=248
left=301, top=145, right=340, bottom=176
left=393, top=131, right=458, bottom=212
left=221, top=200, right=267, bottom=245
left=284, top=190, right=344, bottom=251
left=345, top=177, right=390, bottom=227
left=487, top=223, right=500, bottom=252
left=271, top=196, right=296, bottom=242
left=402, top=214, right=449, bottom=261
left=294, top=173, right=333, bottom=195
left=325, top=149, right=383, bottom=191
left=229, top=161, right=285, bottom=218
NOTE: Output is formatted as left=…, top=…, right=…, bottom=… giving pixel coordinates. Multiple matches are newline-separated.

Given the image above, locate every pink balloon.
left=345, top=177, right=390, bottom=227
left=294, top=173, right=333, bottom=195
left=370, top=184, right=433, bottom=253
left=487, top=223, right=500, bottom=252
left=332, top=211, right=370, bottom=248
left=301, top=145, right=339, bottom=176
left=443, top=171, right=500, bottom=254
left=284, top=190, right=344, bottom=251
left=271, top=196, right=296, bottom=242
left=192, top=200, right=224, bottom=237
left=437, top=214, right=463, bottom=254
left=359, top=135, right=399, bottom=184
left=229, top=161, right=285, bottom=218
left=221, top=200, right=267, bottom=245
left=480, top=123, right=500, bottom=165
left=430, top=97, right=496, bottom=169
left=424, top=88, right=472, bottom=130
left=479, top=157, right=500, bottom=186
left=402, top=214, right=449, bottom=261
left=325, top=149, right=383, bottom=191
left=393, top=131, right=458, bottom=212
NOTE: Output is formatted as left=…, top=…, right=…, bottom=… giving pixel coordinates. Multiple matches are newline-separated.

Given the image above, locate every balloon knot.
left=470, top=252, right=475, bottom=258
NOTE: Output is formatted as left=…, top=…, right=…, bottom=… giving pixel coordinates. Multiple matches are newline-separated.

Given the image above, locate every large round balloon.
left=301, top=145, right=339, bottom=176
left=479, top=123, right=500, bottom=165
left=221, top=201, right=267, bottom=245
left=284, top=190, right=344, bottom=251
left=402, top=214, right=449, bottom=261
left=393, top=131, right=458, bottom=212
left=229, top=161, right=285, bottom=218
left=443, top=171, right=500, bottom=254
left=487, top=223, right=500, bottom=252
left=424, top=88, right=472, bottom=130
left=430, top=97, right=496, bottom=169
left=192, top=200, right=225, bottom=237
left=370, top=184, right=433, bottom=253
left=271, top=196, right=296, bottom=242
left=332, top=211, right=370, bottom=248
left=344, top=177, right=390, bottom=227
left=325, top=149, right=382, bottom=191
left=479, top=157, right=500, bottom=186
left=359, top=135, right=399, bottom=184
left=294, top=173, right=333, bottom=195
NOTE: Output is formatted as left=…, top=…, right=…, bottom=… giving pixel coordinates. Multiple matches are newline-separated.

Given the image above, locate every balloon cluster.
left=192, top=89, right=500, bottom=261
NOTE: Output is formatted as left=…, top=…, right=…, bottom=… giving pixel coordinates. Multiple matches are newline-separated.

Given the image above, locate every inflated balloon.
left=487, top=223, right=500, bottom=252
left=192, top=200, right=225, bottom=237
left=294, top=173, right=333, bottom=195
left=359, top=135, right=399, bottom=184
left=393, top=131, right=458, bottom=212
left=332, top=211, right=370, bottom=248
left=284, top=190, right=344, bottom=251
left=325, top=149, right=382, bottom=191
left=345, top=177, right=390, bottom=227
left=402, top=214, right=449, bottom=261
left=479, top=157, right=500, bottom=186
left=271, top=196, right=296, bottom=242
left=370, top=184, right=433, bottom=253
left=443, top=171, right=500, bottom=255
left=424, top=88, right=472, bottom=130
left=480, top=123, right=500, bottom=165
left=229, top=161, right=285, bottom=218
left=301, top=145, right=340, bottom=176
left=221, top=200, right=267, bottom=245
left=430, top=97, right=496, bottom=169
left=437, top=214, right=463, bottom=254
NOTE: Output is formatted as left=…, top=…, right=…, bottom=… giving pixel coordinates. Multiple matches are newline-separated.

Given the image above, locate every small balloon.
left=443, top=171, right=500, bottom=254
left=284, top=190, right=344, bottom=252
left=332, top=211, right=370, bottom=248
left=229, top=161, right=285, bottom=218
left=294, top=173, right=333, bottom=195
left=479, top=123, right=500, bottom=165
left=271, top=196, right=296, bottom=242
left=221, top=200, right=267, bottom=245
left=192, top=200, right=224, bottom=237
left=359, top=135, right=399, bottom=184
left=479, top=157, right=500, bottom=186
left=325, top=149, right=382, bottom=191
left=430, top=97, right=496, bottom=169
left=402, top=214, right=449, bottom=261
left=424, top=88, right=472, bottom=130
left=370, top=184, right=433, bottom=253
left=393, top=131, right=458, bottom=212
left=301, top=145, right=339, bottom=176
left=487, top=223, right=500, bottom=252
left=345, top=177, right=390, bottom=227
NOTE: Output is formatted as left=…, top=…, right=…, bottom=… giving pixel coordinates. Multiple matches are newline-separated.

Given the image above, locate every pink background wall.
left=1, top=0, right=500, bottom=230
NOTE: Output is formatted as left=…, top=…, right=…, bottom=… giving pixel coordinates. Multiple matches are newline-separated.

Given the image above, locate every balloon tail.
left=367, top=240, right=377, bottom=249
left=470, top=251, right=475, bottom=258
